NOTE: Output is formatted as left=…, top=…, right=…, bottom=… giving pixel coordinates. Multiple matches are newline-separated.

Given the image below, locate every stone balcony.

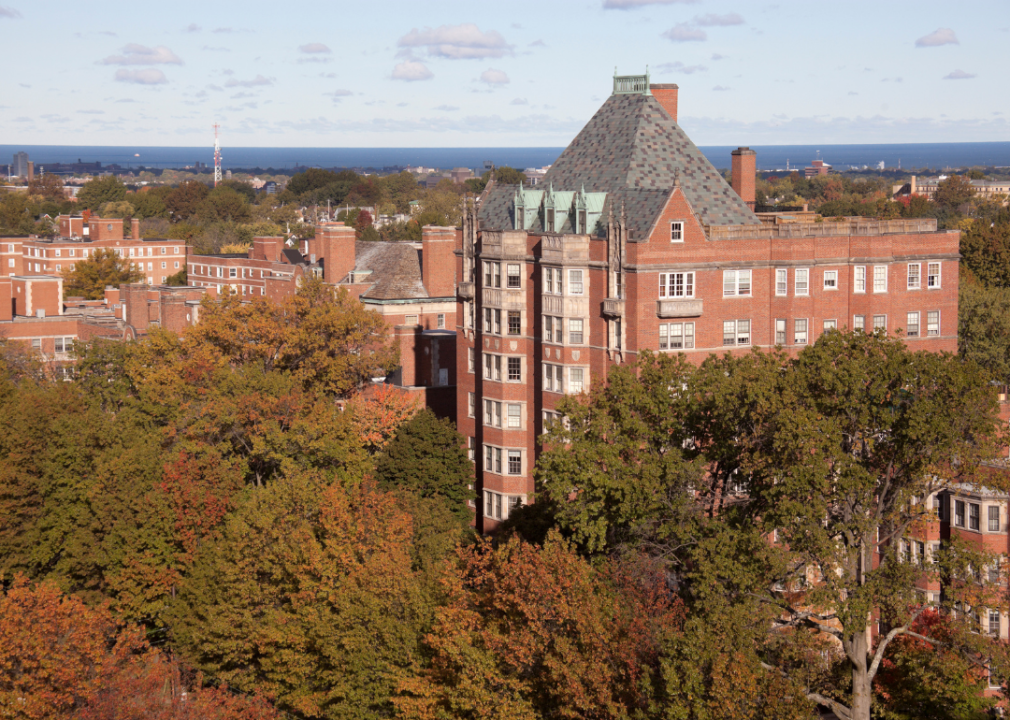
left=657, top=299, right=703, bottom=318
left=602, top=298, right=624, bottom=317
left=457, top=282, right=474, bottom=300
left=484, top=288, right=525, bottom=310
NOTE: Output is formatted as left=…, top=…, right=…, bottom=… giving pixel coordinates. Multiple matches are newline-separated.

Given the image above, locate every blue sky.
left=1, top=0, right=1007, bottom=147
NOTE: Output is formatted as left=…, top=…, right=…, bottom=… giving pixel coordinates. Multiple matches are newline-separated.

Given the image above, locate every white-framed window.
left=484, top=353, right=502, bottom=381
left=507, top=311, right=520, bottom=336
left=53, top=337, right=73, bottom=353
left=468, top=348, right=475, bottom=373
left=484, top=261, right=501, bottom=288
left=542, top=410, right=560, bottom=433
left=927, top=262, right=941, bottom=289
left=507, top=449, right=522, bottom=475
left=544, top=267, right=561, bottom=294
left=68, top=249, right=75, bottom=258
left=507, top=403, right=521, bottom=428
left=568, top=318, right=584, bottom=344
left=722, top=319, right=751, bottom=346
left=823, top=319, right=837, bottom=332
left=795, top=268, right=809, bottom=296
left=7, top=259, right=13, bottom=268
left=484, top=445, right=503, bottom=475
left=483, top=490, right=522, bottom=521
left=775, top=318, right=786, bottom=344
left=54, top=248, right=61, bottom=258
left=174, top=246, right=180, bottom=254
left=506, top=263, right=521, bottom=288
left=659, top=322, right=695, bottom=350
left=484, top=399, right=501, bottom=428
left=873, top=265, right=887, bottom=293
left=437, top=313, right=445, bottom=329
left=161, top=247, right=167, bottom=255
left=927, top=310, right=940, bottom=336
left=955, top=499, right=966, bottom=527
left=906, top=312, right=920, bottom=337
left=823, top=270, right=837, bottom=290
left=907, top=263, right=921, bottom=290
left=467, top=392, right=475, bottom=418
left=31, top=338, right=40, bottom=350
left=775, top=269, right=787, bottom=296
left=854, top=314, right=866, bottom=332
left=970, top=502, right=981, bottom=531
left=723, top=269, right=752, bottom=297
left=405, top=314, right=418, bottom=325
left=568, top=367, right=585, bottom=394
left=670, top=221, right=684, bottom=242
left=659, top=271, right=695, bottom=298
left=989, top=506, right=1001, bottom=532
left=873, top=314, right=886, bottom=331
left=229, top=267, right=237, bottom=278
left=568, top=269, right=584, bottom=295
left=794, top=319, right=808, bottom=345
left=174, top=261, right=180, bottom=269
left=467, top=437, right=475, bottom=462
left=989, top=611, right=1001, bottom=638
left=544, top=363, right=564, bottom=392
left=543, top=316, right=556, bottom=343
left=161, top=262, right=167, bottom=269
left=147, top=262, right=153, bottom=271
left=854, top=266, right=866, bottom=293
left=507, top=357, right=521, bottom=381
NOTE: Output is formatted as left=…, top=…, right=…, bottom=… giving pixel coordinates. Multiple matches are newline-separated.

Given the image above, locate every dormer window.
left=546, top=208, right=555, bottom=232
left=578, top=209, right=587, bottom=233
left=671, top=221, right=684, bottom=242
left=517, top=207, right=524, bottom=229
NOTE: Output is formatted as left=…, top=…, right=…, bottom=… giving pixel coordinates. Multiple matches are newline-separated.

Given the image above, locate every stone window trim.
left=775, top=268, right=788, bottom=297
left=670, top=220, right=684, bottom=243
left=723, top=269, right=752, bottom=298
left=823, top=269, right=838, bottom=290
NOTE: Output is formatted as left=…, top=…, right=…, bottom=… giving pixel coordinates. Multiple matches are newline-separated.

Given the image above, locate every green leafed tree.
left=62, top=247, right=144, bottom=299
left=374, top=408, right=474, bottom=526
left=958, top=279, right=1010, bottom=385
left=76, top=175, right=128, bottom=210
left=933, top=174, right=976, bottom=210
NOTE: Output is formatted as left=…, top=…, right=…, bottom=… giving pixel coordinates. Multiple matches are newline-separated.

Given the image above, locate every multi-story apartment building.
left=894, top=175, right=1010, bottom=205
left=457, top=74, right=961, bottom=532
left=8, top=215, right=189, bottom=285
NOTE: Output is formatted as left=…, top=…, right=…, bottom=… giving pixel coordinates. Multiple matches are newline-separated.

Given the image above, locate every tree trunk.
left=851, top=630, right=872, bottom=720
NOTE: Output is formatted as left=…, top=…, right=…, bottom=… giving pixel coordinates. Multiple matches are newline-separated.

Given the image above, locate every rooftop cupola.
left=613, top=67, right=652, bottom=95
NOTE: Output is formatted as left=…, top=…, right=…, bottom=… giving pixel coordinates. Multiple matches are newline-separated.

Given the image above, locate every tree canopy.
left=62, top=247, right=145, bottom=299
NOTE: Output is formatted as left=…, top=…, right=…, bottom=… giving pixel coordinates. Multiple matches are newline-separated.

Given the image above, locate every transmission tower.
left=213, top=123, right=222, bottom=187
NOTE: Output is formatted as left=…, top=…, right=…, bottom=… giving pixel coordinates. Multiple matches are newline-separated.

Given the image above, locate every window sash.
left=970, top=503, right=980, bottom=531
left=507, top=450, right=522, bottom=475
left=989, top=506, right=1001, bottom=532
left=659, top=322, right=694, bottom=350
left=723, top=269, right=752, bottom=297
left=670, top=221, right=684, bottom=242
left=907, top=263, right=921, bottom=290
left=873, top=265, right=887, bottom=293
left=569, top=368, right=584, bottom=394
left=568, top=269, right=584, bottom=295
left=568, top=318, right=583, bottom=344
left=854, top=314, right=865, bottom=331
left=723, top=319, right=750, bottom=346
left=507, top=311, right=521, bottom=336
left=906, top=312, right=919, bottom=337
left=955, top=500, right=965, bottom=526
left=507, top=404, right=521, bottom=428
left=775, top=268, right=787, bottom=296
left=507, top=357, right=521, bottom=381
left=544, top=316, right=553, bottom=343
left=927, top=262, right=941, bottom=288
left=873, top=315, right=886, bottom=330
left=506, top=263, right=521, bottom=288
left=823, top=270, right=837, bottom=289
left=927, top=310, right=940, bottom=336
left=775, top=318, right=786, bottom=345
left=795, top=319, right=808, bottom=345
left=795, top=268, right=809, bottom=296
left=659, top=271, right=694, bottom=298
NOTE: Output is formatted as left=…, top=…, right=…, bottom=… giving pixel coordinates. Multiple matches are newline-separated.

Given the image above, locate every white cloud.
left=435, top=104, right=459, bottom=111
left=694, top=13, right=744, bottom=26
left=114, top=69, right=168, bottom=85
left=203, top=46, right=229, bottom=52
left=299, top=43, right=331, bottom=54
left=916, top=28, right=958, bottom=47
left=224, top=74, right=273, bottom=88
left=943, top=69, right=976, bottom=80
left=398, top=23, right=512, bottom=59
left=656, top=61, right=707, bottom=74
left=480, top=68, right=510, bottom=85
left=712, top=85, right=730, bottom=91
left=511, top=98, right=528, bottom=105
left=391, top=60, right=433, bottom=81
left=529, top=40, right=546, bottom=47
left=0, top=5, right=21, bottom=18
left=184, top=23, right=200, bottom=32
left=327, top=89, right=353, bottom=102
left=603, top=0, right=698, bottom=8
left=100, top=44, right=183, bottom=65
left=77, top=109, right=105, bottom=114
left=662, top=23, right=706, bottom=42
left=711, top=53, right=727, bottom=60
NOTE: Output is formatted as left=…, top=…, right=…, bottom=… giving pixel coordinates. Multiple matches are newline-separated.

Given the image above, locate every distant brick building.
left=458, top=73, right=961, bottom=532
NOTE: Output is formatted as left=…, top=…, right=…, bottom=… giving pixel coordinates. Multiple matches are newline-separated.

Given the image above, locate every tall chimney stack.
left=650, top=84, right=679, bottom=123
left=731, top=147, right=757, bottom=210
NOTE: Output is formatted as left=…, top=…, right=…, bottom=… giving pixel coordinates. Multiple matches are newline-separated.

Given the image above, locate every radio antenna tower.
left=213, top=123, right=222, bottom=187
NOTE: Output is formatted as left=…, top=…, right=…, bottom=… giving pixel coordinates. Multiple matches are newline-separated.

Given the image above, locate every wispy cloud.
left=114, top=69, right=168, bottom=85
left=435, top=104, right=459, bottom=111
left=184, top=23, right=200, bottom=32
left=224, top=74, right=273, bottom=88
left=480, top=68, right=510, bottom=85
left=77, top=109, right=105, bottom=114
left=0, top=5, right=21, bottom=18
left=712, top=85, right=730, bottom=91
left=203, top=46, right=229, bottom=52
left=662, top=23, right=706, bottom=42
left=511, top=98, right=528, bottom=106
left=529, top=39, right=546, bottom=47
left=694, top=13, right=744, bottom=26
left=327, top=89, right=353, bottom=103
left=398, top=23, right=512, bottom=59
left=656, top=61, right=707, bottom=74
left=391, top=60, right=433, bottom=81
left=299, top=42, right=331, bottom=54
left=603, top=0, right=698, bottom=8
left=943, top=69, right=976, bottom=80
left=916, top=28, right=958, bottom=47
left=100, top=44, right=183, bottom=65
left=711, top=53, right=727, bottom=60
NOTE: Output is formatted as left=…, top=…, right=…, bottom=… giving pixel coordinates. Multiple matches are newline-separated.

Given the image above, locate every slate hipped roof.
left=353, top=241, right=428, bottom=300
left=478, top=90, right=761, bottom=238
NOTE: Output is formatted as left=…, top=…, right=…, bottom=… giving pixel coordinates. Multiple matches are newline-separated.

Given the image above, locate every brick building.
left=189, top=223, right=459, bottom=417
left=457, top=73, right=960, bottom=532
left=9, top=214, right=189, bottom=285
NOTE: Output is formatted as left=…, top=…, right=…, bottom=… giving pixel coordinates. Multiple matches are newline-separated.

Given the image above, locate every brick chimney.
left=731, top=147, right=757, bottom=210
left=421, top=226, right=456, bottom=298
left=26, top=161, right=34, bottom=183
left=131, top=218, right=140, bottom=240
left=650, top=84, right=679, bottom=123
left=316, top=223, right=356, bottom=284
left=251, top=236, right=283, bottom=262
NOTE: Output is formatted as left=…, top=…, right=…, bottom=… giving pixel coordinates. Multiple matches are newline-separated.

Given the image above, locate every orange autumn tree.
left=346, top=383, right=423, bottom=453
left=397, top=532, right=684, bottom=720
